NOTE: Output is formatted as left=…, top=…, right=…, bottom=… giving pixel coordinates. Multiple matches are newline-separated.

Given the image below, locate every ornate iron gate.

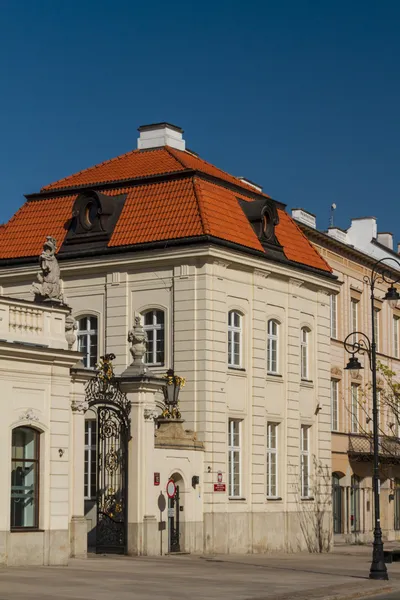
left=86, top=354, right=131, bottom=554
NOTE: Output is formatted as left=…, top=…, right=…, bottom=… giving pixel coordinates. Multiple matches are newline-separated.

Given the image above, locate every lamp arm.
left=365, top=257, right=400, bottom=289
left=344, top=331, right=373, bottom=371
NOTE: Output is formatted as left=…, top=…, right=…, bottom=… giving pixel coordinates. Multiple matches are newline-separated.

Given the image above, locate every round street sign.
left=166, top=479, right=176, bottom=499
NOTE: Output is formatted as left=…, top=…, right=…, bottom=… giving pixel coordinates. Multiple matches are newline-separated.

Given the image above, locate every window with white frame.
left=266, top=423, right=278, bottom=497
left=300, top=425, right=311, bottom=498
left=351, top=383, right=359, bottom=433
left=11, top=427, right=40, bottom=529
left=228, top=419, right=241, bottom=497
left=84, top=420, right=97, bottom=499
left=77, top=316, right=98, bottom=368
left=142, top=310, right=165, bottom=366
left=300, top=327, right=310, bottom=380
left=331, top=379, right=339, bottom=431
left=374, top=308, right=380, bottom=352
left=330, top=294, right=337, bottom=339
left=267, top=320, right=279, bottom=374
left=351, top=298, right=359, bottom=333
left=228, top=311, right=242, bottom=368
left=394, top=316, right=399, bottom=359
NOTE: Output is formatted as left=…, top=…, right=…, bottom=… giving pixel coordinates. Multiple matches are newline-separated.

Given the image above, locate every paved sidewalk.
left=0, top=549, right=398, bottom=600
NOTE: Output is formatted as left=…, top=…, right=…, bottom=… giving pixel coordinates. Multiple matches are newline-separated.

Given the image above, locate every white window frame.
left=300, top=425, right=311, bottom=498
left=77, top=315, right=99, bottom=369
left=351, top=383, right=359, bottom=433
left=142, top=309, right=165, bottom=366
left=266, top=422, right=278, bottom=498
left=228, top=419, right=242, bottom=498
left=84, top=419, right=97, bottom=500
left=228, top=311, right=243, bottom=369
left=394, top=315, right=399, bottom=359
left=330, top=294, right=337, bottom=339
left=331, top=379, right=339, bottom=431
left=351, top=299, right=358, bottom=333
left=300, top=327, right=310, bottom=380
left=267, top=319, right=279, bottom=374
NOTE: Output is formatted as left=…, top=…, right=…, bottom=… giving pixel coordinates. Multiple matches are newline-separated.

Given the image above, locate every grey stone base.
left=127, top=519, right=203, bottom=556
left=70, top=516, right=87, bottom=558
left=2, top=529, right=69, bottom=566
left=203, top=511, right=332, bottom=554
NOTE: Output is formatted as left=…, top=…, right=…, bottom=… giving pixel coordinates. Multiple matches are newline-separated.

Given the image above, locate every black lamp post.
left=344, top=256, right=400, bottom=581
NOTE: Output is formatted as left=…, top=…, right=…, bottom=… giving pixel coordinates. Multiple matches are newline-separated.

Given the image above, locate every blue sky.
left=0, top=1, right=399, bottom=237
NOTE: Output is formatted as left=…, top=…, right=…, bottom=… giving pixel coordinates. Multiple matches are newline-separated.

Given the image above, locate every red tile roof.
left=0, top=145, right=332, bottom=274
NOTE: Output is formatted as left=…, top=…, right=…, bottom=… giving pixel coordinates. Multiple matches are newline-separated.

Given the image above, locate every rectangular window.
left=394, top=316, right=399, bottom=359
left=266, top=423, right=278, bottom=497
left=11, top=427, right=40, bottom=529
left=374, top=308, right=380, bottom=352
left=351, top=299, right=358, bottom=333
left=330, top=295, right=337, bottom=339
left=300, top=425, right=310, bottom=498
left=331, top=379, right=339, bottom=431
left=84, top=420, right=97, bottom=499
left=228, top=419, right=241, bottom=497
left=351, top=384, right=359, bottom=433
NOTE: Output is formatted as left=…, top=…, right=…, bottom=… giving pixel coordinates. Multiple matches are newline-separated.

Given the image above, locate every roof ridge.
left=192, top=177, right=211, bottom=235
left=41, top=147, right=141, bottom=191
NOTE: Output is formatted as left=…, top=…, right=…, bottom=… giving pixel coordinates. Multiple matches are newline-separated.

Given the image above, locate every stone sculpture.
left=127, top=315, right=148, bottom=373
left=65, top=314, right=77, bottom=349
left=32, top=236, right=63, bottom=302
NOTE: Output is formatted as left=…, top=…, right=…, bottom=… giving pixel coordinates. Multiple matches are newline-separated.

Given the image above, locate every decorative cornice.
left=331, top=366, right=343, bottom=378
left=144, top=407, right=158, bottom=420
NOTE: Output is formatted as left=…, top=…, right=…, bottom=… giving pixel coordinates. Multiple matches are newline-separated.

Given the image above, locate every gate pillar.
left=70, top=364, right=93, bottom=558
left=119, top=371, right=164, bottom=555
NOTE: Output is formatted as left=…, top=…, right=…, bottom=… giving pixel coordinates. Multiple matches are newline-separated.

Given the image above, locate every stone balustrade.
left=0, top=296, right=69, bottom=349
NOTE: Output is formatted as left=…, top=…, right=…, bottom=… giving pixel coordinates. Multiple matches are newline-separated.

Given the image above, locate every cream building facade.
left=0, top=124, right=340, bottom=561
left=293, top=209, right=400, bottom=544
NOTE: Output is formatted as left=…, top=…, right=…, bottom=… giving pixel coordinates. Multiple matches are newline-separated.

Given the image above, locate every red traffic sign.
left=217, top=471, right=223, bottom=483
left=166, top=479, right=176, bottom=498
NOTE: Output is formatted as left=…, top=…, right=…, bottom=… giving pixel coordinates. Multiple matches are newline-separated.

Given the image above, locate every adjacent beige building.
left=0, top=123, right=340, bottom=561
left=293, top=209, right=400, bottom=543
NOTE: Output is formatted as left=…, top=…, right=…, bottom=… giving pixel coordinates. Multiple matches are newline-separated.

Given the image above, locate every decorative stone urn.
left=127, top=315, right=148, bottom=374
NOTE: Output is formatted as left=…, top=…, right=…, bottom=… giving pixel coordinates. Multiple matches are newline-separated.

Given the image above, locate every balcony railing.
left=349, top=434, right=400, bottom=464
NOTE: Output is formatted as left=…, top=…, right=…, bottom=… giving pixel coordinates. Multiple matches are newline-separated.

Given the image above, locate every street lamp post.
left=344, top=257, right=400, bottom=581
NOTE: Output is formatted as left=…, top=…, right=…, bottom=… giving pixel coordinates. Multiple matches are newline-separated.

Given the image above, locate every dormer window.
left=238, top=197, right=285, bottom=259
left=60, top=190, right=127, bottom=252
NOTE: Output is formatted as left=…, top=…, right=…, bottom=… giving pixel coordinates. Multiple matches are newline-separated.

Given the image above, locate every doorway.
left=168, top=473, right=184, bottom=553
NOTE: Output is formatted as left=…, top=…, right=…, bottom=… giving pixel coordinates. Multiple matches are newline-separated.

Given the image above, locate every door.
left=96, top=405, right=128, bottom=554
left=332, top=474, right=343, bottom=534
left=168, top=485, right=180, bottom=553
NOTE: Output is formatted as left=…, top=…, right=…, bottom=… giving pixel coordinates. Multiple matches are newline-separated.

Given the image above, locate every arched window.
left=142, top=309, right=165, bottom=366
left=228, top=311, right=242, bottom=368
left=11, top=427, right=40, bottom=529
left=77, top=316, right=98, bottom=369
left=300, top=327, right=310, bottom=380
left=267, top=319, right=279, bottom=374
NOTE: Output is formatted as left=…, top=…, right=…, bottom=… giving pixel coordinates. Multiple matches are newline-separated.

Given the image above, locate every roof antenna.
left=330, top=203, right=337, bottom=228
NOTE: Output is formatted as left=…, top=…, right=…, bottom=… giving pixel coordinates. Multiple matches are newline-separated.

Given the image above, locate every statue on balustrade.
left=32, top=236, right=64, bottom=303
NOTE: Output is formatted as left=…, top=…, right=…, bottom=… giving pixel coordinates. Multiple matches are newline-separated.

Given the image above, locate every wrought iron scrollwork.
left=85, top=354, right=131, bottom=554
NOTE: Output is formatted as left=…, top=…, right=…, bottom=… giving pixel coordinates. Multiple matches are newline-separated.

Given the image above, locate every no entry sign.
left=167, top=479, right=176, bottom=499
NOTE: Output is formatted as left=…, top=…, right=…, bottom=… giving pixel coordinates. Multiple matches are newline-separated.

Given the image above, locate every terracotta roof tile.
left=42, top=148, right=185, bottom=192
left=110, top=179, right=203, bottom=246
left=275, top=210, right=332, bottom=272
left=0, top=145, right=332, bottom=274
left=0, top=196, right=76, bottom=259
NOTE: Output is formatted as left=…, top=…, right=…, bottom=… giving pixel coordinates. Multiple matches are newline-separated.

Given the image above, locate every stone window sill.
left=267, top=496, right=282, bottom=502
left=300, top=379, right=314, bottom=388
left=11, top=528, right=43, bottom=533
left=229, top=497, right=246, bottom=501
left=266, top=373, right=283, bottom=382
left=228, top=368, right=246, bottom=376
left=301, top=497, right=315, bottom=502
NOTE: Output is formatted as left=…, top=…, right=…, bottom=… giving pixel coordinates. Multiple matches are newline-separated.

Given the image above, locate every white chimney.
left=291, top=208, right=316, bottom=229
left=327, top=227, right=348, bottom=244
left=377, top=232, right=394, bottom=250
left=137, top=123, right=185, bottom=151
